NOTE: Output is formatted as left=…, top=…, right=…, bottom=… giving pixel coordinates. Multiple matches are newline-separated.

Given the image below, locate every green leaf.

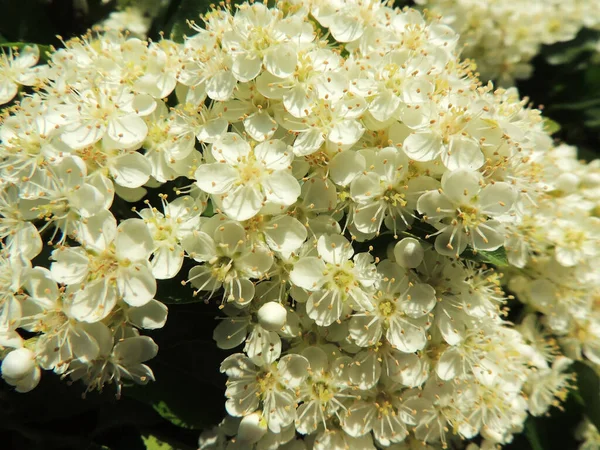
left=473, top=247, right=509, bottom=267
left=124, top=303, right=226, bottom=430
left=573, top=361, right=600, bottom=432
left=164, top=0, right=207, bottom=42
left=143, top=435, right=174, bottom=450
left=543, top=117, right=561, bottom=135
left=0, top=42, right=52, bottom=62
left=524, top=418, right=545, bottom=450
left=152, top=402, right=195, bottom=429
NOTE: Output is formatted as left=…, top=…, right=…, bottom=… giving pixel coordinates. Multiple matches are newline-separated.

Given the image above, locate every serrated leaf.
left=573, top=361, right=600, bottom=432
left=143, top=434, right=175, bottom=450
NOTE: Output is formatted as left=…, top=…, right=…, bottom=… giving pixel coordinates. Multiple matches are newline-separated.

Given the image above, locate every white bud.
left=237, top=412, right=267, bottom=444
left=554, top=172, right=579, bottom=194
left=393, top=237, right=424, bottom=269
left=257, top=302, right=287, bottom=331
left=2, top=348, right=35, bottom=381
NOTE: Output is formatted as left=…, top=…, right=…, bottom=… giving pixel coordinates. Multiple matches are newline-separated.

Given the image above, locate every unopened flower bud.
left=257, top=302, right=287, bottom=331
left=1, top=348, right=35, bottom=381
left=393, top=237, right=424, bottom=269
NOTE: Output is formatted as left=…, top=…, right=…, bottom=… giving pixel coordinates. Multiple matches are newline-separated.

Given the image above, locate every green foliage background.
left=0, top=0, right=599, bottom=449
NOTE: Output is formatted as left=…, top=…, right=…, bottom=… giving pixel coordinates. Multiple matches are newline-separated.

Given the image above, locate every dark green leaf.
left=524, top=417, right=545, bottom=450
left=124, top=303, right=226, bottom=430
left=164, top=0, right=206, bottom=42
left=573, top=361, right=600, bottom=432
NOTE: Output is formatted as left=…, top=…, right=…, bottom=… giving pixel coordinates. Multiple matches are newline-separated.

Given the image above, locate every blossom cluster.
left=0, top=0, right=599, bottom=449
left=415, top=0, right=600, bottom=84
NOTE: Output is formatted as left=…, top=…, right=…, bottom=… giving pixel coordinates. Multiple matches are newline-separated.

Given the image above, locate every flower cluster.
left=415, top=0, right=600, bottom=84
left=0, top=0, right=599, bottom=449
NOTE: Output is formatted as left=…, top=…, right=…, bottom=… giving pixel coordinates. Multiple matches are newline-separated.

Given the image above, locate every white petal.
left=277, top=354, right=309, bottom=388
left=0, top=78, right=18, bottom=105
left=370, top=90, right=401, bottom=122
left=434, top=228, right=468, bottom=257
left=283, top=84, right=312, bottom=118
left=232, top=53, right=262, bottom=82
left=151, top=245, right=184, bottom=280
left=317, top=234, right=353, bottom=264
left=440, top=136, right=484, bottom=170
left=244, top=326, right=281, bottom=365
left=115, top=219, right=154, bottom=261
left=330, top=14, right=363, bottom=42
left=306, top=290, right=342, bottom=326
left=107, top=115, right=148, bottom=148
left=263, top=171, right=300, bottom=206
left=128, top=299, right=168, bottom=329
left=265, top=45, right=297, bottom=78
left=479, top=182, right=517, bottom=215
left=329, top=150, right=365, bottom=186
left=195, top=163, right=238, bottom=194
left=292, top=128, right=324, bottom=156
left=61, top=121, right=105, bottom=149
left=342, top=402, right=375, bottom=437
left=403, top=283, right=436, bottom=318
left=74, top=209, right=117, bottom=251
left=290, top=257, right=326, bottom=290
left=348, top=351, right=381, bottom=390
left=254, top=139, right=293, bottom=170
left=329, top=119, right=364, bottom=146
left=402, top=131, right=442, bottom=162
left=50, top=248, right=89, bottom=285
left=387, top=319, right=427, bottom=353
left=117, top=264, right=156, bottom=307
left=441, top=169, right=482, bottom=204
left=206, top=70, right=236, bottom=101
left=211, top=132, right=251, bottom=165
left=213, top=317, right=250, bottom=349
left=264, top=215, right=307, bottom=254
left=244, top=110, right=278, bottom=142
left=114, top=335, right=158, bottom=364
left=110, top=152, right=151, bottom=188
left=69, top=280, right=118, bottom=322
left=220, top=185, right=264, bottom=221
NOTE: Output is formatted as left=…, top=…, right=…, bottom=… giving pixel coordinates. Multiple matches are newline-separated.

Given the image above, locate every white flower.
left=525, top=356, right=573, bottom=416
left=69, top=334, right=158, bottom=395
left=139, top=195, right=202, bottom=279
left=221, top=352, right=309, bottom=433
left=348, top=260, right=433, bottom=353
left=290, top=234, right=378, bottom=326
left=185, top=214, right=274, bottom=306
left=0, top=45, right=40, bottom=105
left=195, top=133, right=300, bottom=221
left=342, top=387, right=412, bottom=446
left=50, top=84, right=155, bottom=150
left=20, top=267, right=110, bottom=374
left=417, top=169, right=517, bottom=256
left=51, top=212, right=156, bottom=322
left=349, top=146, right=415, bottom=235
left=295, top=346, right=353, bottom=435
